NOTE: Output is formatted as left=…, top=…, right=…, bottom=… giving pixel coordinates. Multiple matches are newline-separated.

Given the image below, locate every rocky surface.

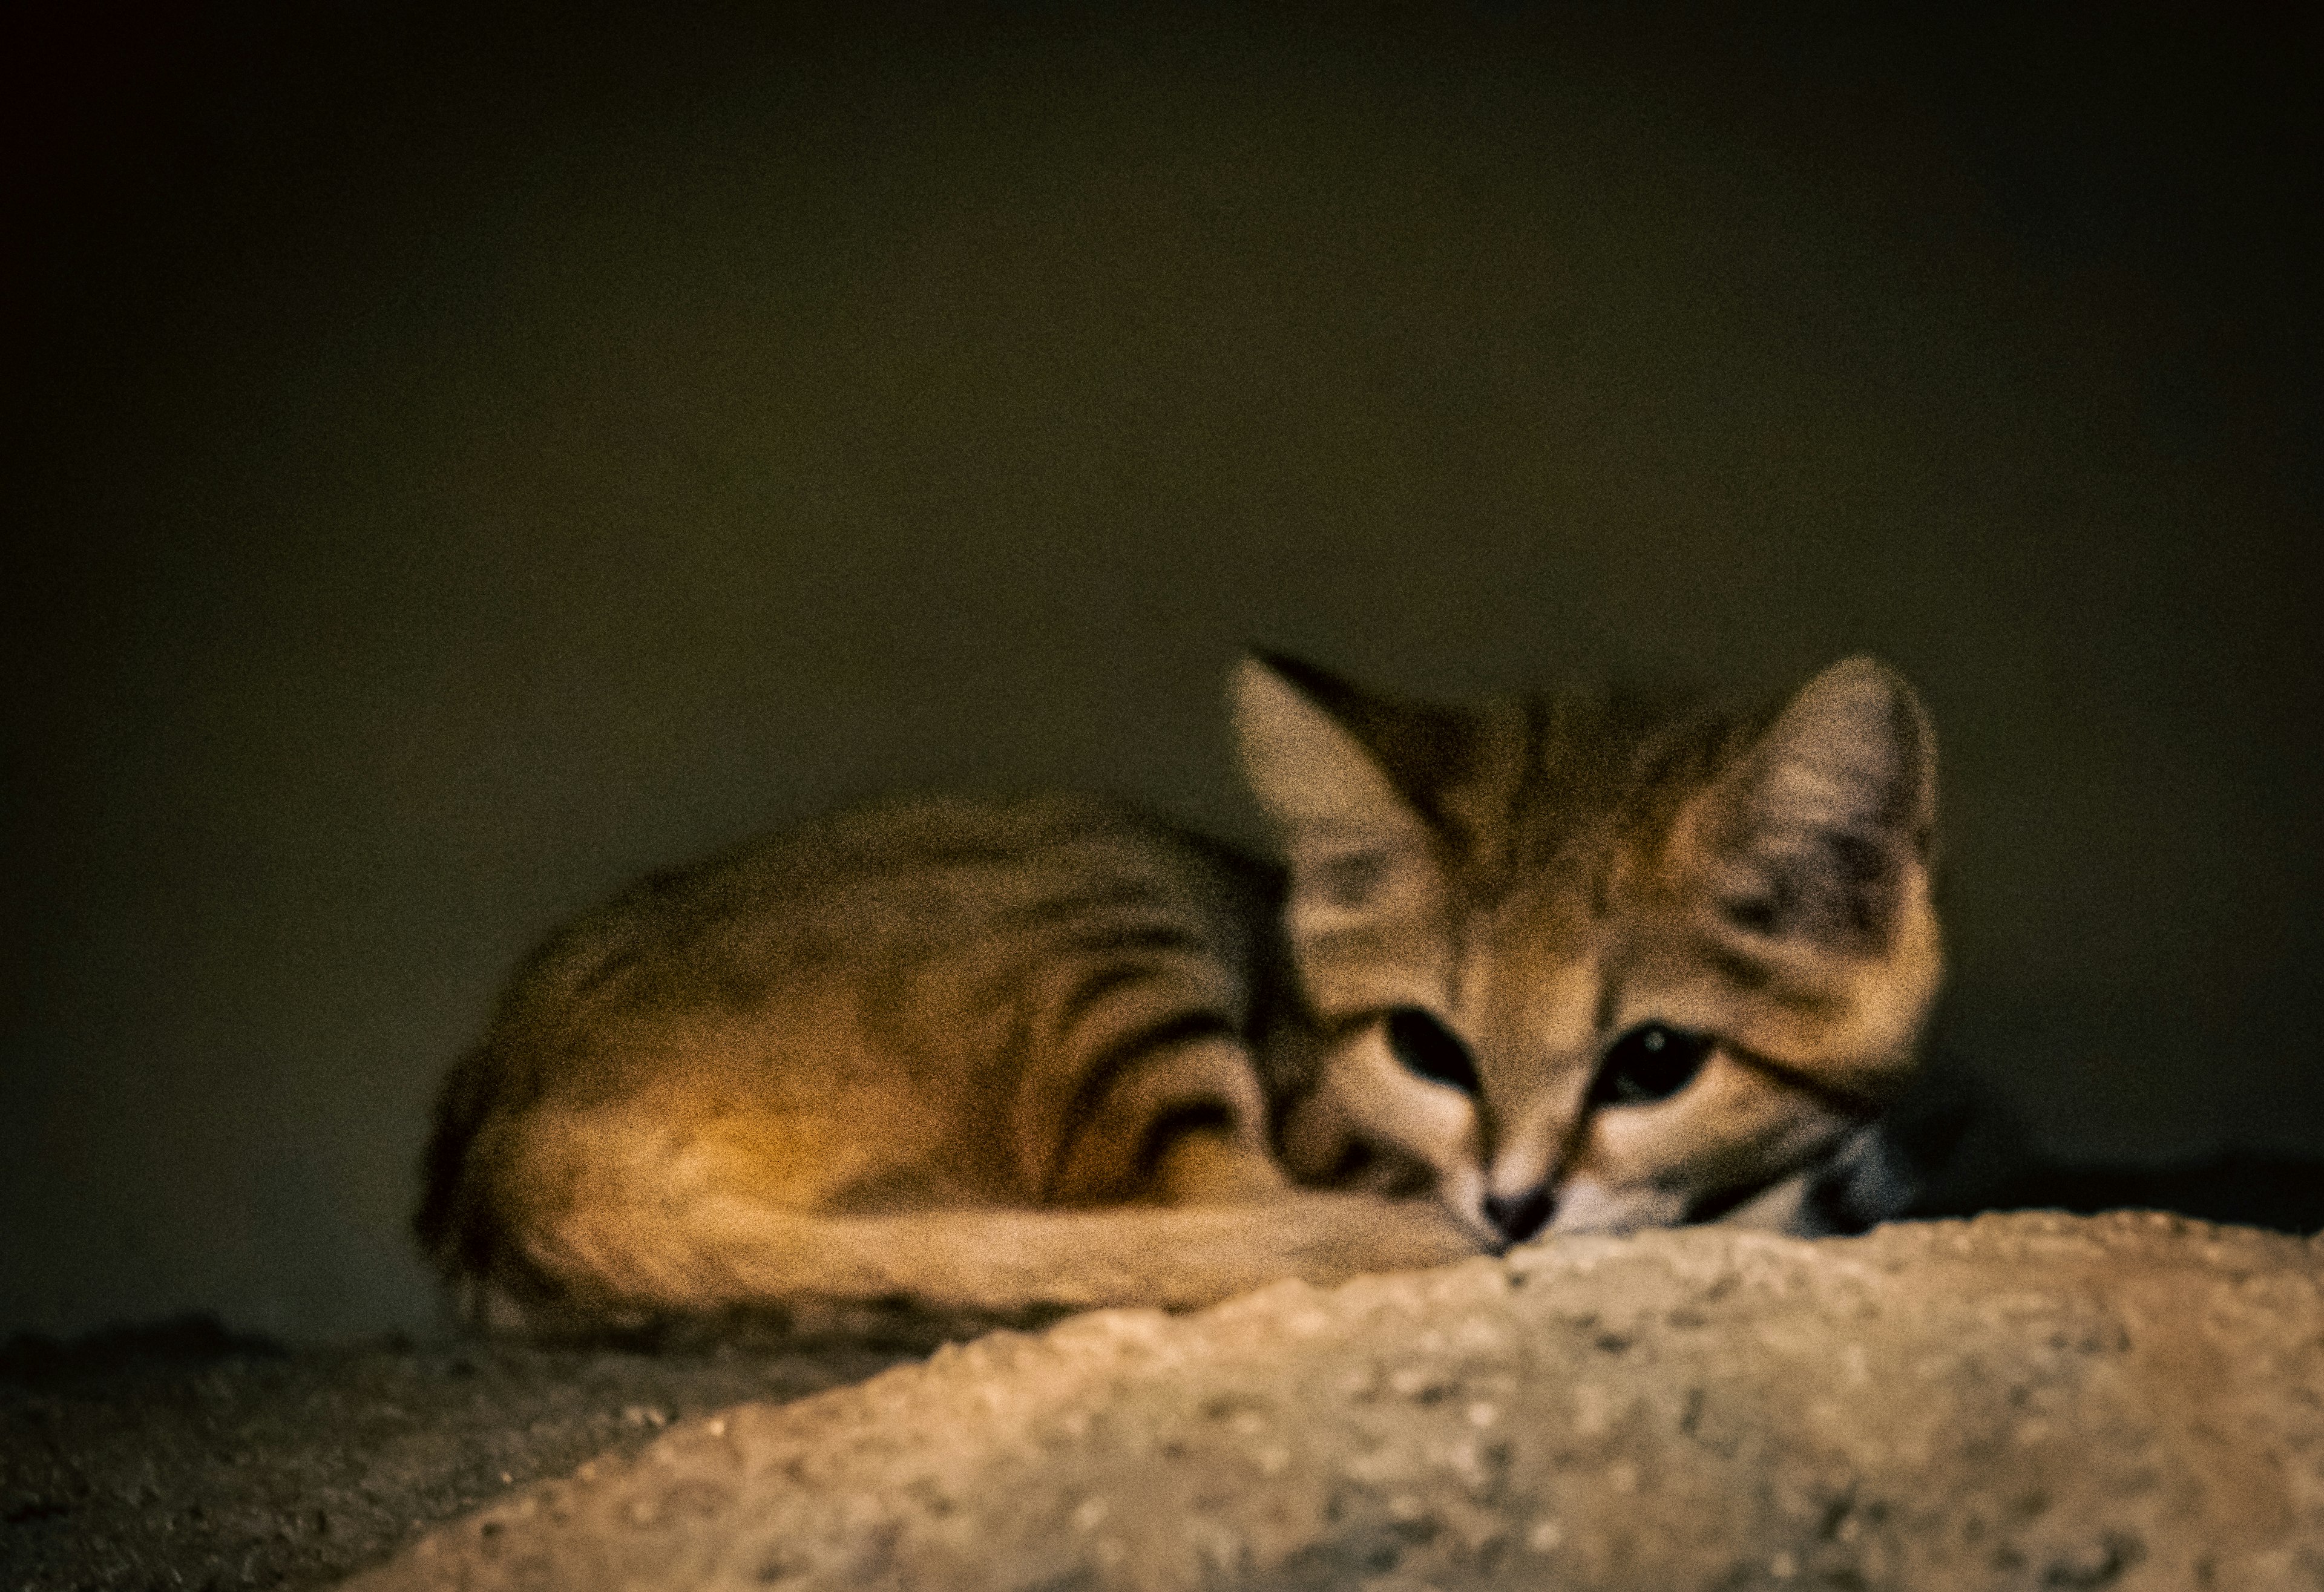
left=346, top=1211, right=2324, bottom=1591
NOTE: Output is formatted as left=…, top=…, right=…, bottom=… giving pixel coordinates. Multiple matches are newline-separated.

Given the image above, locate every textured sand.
left=348, top=1211, right=2324, bottom=1591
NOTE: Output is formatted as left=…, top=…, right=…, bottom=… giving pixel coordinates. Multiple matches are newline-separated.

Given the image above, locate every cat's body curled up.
left=418, top=653, right=1941, bottom=1338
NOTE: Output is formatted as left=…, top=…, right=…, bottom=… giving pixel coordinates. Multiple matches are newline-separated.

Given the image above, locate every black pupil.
left=1591, top=1023, right=1712, bottom=1107
left=1384, top=1008, right=1480, bottom=1095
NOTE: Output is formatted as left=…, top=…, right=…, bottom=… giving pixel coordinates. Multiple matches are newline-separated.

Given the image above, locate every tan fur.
left=1236, top=654, right=1942, bottom=1241
left=418, top=656, right=1941, bottom=1337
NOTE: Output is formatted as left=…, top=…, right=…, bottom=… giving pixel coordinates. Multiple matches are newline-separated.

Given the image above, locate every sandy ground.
left=350, top=1211, right=2324, bottom=1592
left=0, top=1319, right=922, bottom=1590
left=5, top=1157, right=2317, bottom=1591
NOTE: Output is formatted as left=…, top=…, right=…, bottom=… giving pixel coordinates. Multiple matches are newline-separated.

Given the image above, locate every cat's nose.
left=1482, top=1187, right=1554, bottom=1243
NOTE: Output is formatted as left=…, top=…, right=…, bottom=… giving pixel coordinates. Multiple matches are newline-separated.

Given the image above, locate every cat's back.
left=502, top=793, right=1275, bottom=1043
left=415, top=794, right=1292, bottom=1311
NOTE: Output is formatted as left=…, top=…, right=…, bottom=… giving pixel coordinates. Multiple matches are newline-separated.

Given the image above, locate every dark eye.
left=1384, top=1007, right=1480, bottom=1095
left=1590, top=1023, right=1713, bottom=1107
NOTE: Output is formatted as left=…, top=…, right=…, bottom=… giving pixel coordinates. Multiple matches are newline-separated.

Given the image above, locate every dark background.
left=5, top=3, right=2317, bottom=1343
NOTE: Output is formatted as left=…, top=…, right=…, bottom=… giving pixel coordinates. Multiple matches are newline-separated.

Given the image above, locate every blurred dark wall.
left=5, top=3, right=2317, bottom=1340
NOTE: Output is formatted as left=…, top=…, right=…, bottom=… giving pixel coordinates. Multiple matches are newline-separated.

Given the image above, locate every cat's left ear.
left=1231, top=654, right=1467, bottom=1013
left=1231, top=654, right=1435, bottom=847
left=1702, top=657, right=1938, bottom=949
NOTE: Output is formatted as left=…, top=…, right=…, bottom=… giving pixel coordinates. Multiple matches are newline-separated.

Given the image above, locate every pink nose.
left=1483, top=1187, right=1553, bottom=1243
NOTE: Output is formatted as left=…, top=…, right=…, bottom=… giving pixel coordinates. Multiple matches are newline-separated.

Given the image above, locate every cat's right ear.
left=1231, top=654, right=1432, bottom=849
left=1702, top=655, right=1938, bottom=952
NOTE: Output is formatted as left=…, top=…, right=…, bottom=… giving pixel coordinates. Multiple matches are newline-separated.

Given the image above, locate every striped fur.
left=1236, top=653, right=1942, bottom=1243
left=418, top=655, right=1941, bottom=1337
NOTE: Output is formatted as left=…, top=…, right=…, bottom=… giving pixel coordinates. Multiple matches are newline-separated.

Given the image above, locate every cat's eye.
left=1383, top=1007, right=1480, bottom=1095
left=1590, top=1023, right=1713, bottom=1107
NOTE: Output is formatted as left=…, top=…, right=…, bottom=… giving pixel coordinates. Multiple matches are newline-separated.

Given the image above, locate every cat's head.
left=1233, top=652, right=1942, bottom=1245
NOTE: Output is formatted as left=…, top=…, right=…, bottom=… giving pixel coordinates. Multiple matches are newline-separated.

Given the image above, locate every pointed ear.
left=1704, top=657, right=1938, bottom=948
left=1230, top=654, right=1431, bottom=845
left=1232, top=654, right=1456, bottom=1015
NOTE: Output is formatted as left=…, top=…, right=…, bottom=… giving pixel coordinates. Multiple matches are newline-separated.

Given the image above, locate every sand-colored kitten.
left=417, top=654, right=1939, bottom=1337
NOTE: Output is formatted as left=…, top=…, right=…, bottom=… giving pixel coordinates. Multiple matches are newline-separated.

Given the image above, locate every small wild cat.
left=417, top=653, right=1940, bottom=1337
